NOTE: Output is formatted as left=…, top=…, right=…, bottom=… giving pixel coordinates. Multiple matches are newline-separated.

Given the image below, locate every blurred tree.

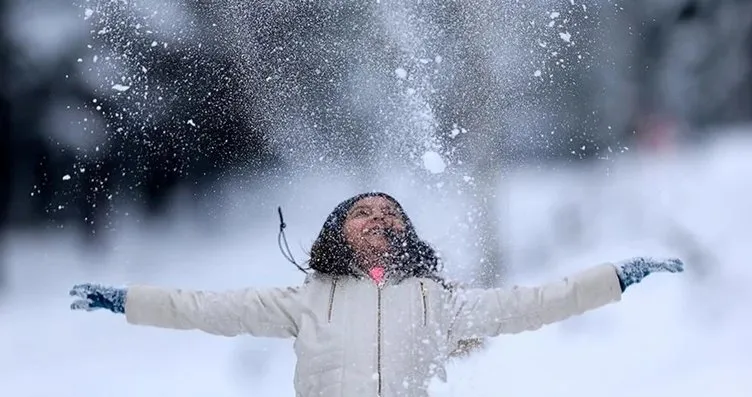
left=428, top=0, right=601, bottom=287
left=1, top=1, right=282, bottom=242
left=600, top=0, right=752, bottom=144
left=0, top=0, right=9, bottom=290
left=79, top=1, right=278, bottom=219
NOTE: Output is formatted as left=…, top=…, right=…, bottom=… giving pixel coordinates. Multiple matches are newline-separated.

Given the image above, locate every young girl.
left=70, top=192, right=683, bottom=397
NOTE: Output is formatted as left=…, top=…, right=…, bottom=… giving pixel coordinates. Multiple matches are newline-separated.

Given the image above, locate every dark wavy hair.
left=307, top=192, right=444, bottom=282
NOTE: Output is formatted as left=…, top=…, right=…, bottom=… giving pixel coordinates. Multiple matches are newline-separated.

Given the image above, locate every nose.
left=368, top=213, right=388, bottom=228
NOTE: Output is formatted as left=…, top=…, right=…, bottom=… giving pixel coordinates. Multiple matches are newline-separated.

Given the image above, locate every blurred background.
left=1, top=0, right=751, bottom=396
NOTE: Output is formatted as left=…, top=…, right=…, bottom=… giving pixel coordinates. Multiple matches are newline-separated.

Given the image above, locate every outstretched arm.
left=447, top=257, right=683, bottom=341
left=70, top=283, right=304, bottom=338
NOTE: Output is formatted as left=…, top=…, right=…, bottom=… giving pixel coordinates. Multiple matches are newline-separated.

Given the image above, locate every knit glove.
left=615, top=257, right=684, bottom=292
left=70, top=283, right=126, bottom=314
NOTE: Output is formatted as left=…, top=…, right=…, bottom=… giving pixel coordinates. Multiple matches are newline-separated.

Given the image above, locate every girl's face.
left=343, top=196, right=407, bottom=263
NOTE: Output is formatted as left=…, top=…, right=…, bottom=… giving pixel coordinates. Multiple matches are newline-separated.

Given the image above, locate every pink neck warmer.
left=368, top=266, right=385, bottom=284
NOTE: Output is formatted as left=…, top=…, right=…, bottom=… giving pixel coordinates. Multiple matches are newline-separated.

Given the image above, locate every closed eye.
left=351, top=207, right=370, bottom=217
left=382, top=208, right=399, bottom=217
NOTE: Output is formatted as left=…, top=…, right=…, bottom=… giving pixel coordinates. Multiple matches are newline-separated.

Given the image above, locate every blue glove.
left=70, top=283, right=127, bottom=314
left=615, top=257, right=684, bottom=292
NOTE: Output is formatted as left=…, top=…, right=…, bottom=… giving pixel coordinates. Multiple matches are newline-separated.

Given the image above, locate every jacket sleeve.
left=124, top=285, right=304, bottom=338
left=446, top=263, right=622, bottom=341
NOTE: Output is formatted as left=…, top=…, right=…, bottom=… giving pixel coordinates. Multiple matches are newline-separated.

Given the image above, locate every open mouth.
left=363, top=224, right=401, bottom=237
left=363, top=227, right=387, bottom=236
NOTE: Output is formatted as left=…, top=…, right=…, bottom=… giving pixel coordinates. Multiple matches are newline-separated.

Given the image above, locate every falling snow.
left=421, top=151, right=446, bottom=174
left=45, top=0, right=611, bottom=233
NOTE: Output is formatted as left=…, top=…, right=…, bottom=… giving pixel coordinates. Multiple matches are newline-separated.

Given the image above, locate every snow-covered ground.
left=2, top=133, right=751, bottom=397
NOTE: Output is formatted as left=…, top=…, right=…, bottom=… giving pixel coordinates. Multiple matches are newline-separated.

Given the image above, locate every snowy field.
left=2, top=132, right=751, bottom=397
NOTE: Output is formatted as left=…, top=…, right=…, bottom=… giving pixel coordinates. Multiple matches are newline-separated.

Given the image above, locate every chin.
left=365, top=241, right=387, bottom=251
left=366, top=242, right=390, bottom=254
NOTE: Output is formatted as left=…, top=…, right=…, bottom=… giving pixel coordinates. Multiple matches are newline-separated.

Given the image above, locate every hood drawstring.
left=277, top=206, right=309, bottom=274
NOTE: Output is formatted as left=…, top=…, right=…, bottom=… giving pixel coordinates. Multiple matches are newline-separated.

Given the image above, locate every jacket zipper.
left=327, top=278, right=337, bottom=323
left=419, top=281, right=428, bottom=326
left=376, top=285, right=383, bottom=396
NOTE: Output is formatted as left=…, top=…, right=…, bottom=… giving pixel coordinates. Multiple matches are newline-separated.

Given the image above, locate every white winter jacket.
left=124, top=263, right=622, bottom=397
